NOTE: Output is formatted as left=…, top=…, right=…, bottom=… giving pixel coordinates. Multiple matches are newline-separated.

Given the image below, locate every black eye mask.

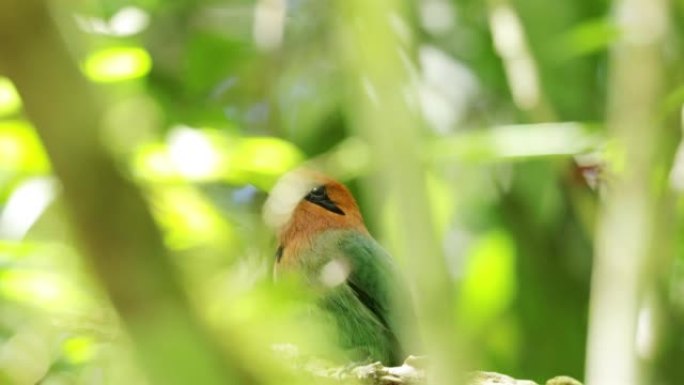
left=305, top=185, right=345, bottom=215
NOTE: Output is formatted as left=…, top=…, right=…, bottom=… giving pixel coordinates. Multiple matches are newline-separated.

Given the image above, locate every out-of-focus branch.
left=486, top=0, right=555, bottom=121
left=0, top=2, right=254, bottom=385
left=586, top=0, right=676, bottom=384
left=333, top=1, right=462, bottom=383
left=276, top=347, right=582, bottom=385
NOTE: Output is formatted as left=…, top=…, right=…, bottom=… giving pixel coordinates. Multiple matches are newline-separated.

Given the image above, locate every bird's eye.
left=304, top=184, right=345, bottom=215
left=309, top=185, right=326, bottom=199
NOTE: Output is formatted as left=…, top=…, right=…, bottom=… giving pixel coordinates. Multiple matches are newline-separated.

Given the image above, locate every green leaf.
left=83, top=46, right=152, bottom=83
left=0, top=77, right=21, bottom=117
left=0, top=120, right=50, bottom=174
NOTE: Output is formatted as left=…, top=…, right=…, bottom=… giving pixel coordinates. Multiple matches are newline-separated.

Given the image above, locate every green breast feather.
left=299, top=229, right=413, bottom=365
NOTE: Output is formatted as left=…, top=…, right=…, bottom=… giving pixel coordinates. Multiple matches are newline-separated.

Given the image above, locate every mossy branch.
left=274, top=344, right=582, bottom=385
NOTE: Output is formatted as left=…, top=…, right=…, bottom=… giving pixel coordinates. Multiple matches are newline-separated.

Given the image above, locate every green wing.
left=336, top=231, right=411, bottom=364
left=302, top=229, right=415, bottom=365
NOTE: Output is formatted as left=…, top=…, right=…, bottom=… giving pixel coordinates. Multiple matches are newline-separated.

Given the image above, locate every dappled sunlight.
left=419, top=0, right=455, bottom=36
left=457, top=231, right=517, bottom=330
left=148, top=185, right=236, bottom=250
left=418, top=45, right=479, bottom=134
left=62, top=335, right=97, bottom=365
left=488, top=3, right=541, bottom=112
left=83, top=47, right=152, bottom=83
left=0, top=120, right=50, bottom=174
left=0, top=177, right=55, bottom=240
left=1, top=271, right=64, bottom=305
left=253, top=0, right=286, bottom=52
left=133, top=128, right=303, bottom=187
left=0, top=0, right=682, bottom=384
left=427, top=122, right=602, bottom=163
left=76, top=6, right=150, bottom=37
left=168, top=126, right=223, bottom=180
left=0, top=78, right=21, bottom=117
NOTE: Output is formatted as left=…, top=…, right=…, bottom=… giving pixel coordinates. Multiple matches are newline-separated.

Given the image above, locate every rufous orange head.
left=263, top=169, right=368, bottom=256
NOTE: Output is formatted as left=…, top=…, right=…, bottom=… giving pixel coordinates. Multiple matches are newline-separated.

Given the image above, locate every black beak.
left=305, top=186, right=345, bottom=216
left=315, top=198, right=345, bottom=215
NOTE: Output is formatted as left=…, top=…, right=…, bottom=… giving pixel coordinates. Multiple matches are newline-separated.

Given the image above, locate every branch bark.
left=279, top=350, right=583, bottom=385
left=0, top=2, right=254, bottom=385
left=333, top=1, right=463, bottom=383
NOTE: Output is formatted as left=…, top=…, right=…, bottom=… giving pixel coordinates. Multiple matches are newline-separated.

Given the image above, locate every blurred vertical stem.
left=486, top=0, right=555, bottom=121
left=334, top=0, right=461, bottom=382
left=0, top=2, right=253, bottom=385
left=586, top=0, right=674, bottom=384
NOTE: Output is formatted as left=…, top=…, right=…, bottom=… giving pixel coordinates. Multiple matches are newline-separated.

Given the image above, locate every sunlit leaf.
left=0, top=120, right=50, bottom=174
left=0, top=243, right=88, bottom=311
left=149, top=185, right=236, bottom=250
left=83, top=47, right=152, bottom=83
left=132, top=129, right=231, bottom=182
left=458, top=230, right=517, bottom=329
left=0, top=77, right=21, bottom=117
left=429, top=122, right=602, bottom=163
left=133, top=129, right=303, bottom=189
left=556, top=19, right=619, bottom=59
left=227, top=136, right=304, bottom=190
left=132, top=143, right=181, bottom=181
left=0, top=271, right=68, bottom=308
left=0, top=177, right=56, bottom=240
left=484, top=315, right=520, bottom=365
left=167, top=126, right=228, bottom=180
left=0, top=240, right=41, bottom=261
left=62, top=335, right=96, bottom=365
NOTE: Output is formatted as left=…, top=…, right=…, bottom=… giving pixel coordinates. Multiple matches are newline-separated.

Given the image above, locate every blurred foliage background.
left=0, top=0, right=683, bottom=384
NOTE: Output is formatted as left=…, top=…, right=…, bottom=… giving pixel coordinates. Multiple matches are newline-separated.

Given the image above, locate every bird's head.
left=263, top=169, right=367, bottom=245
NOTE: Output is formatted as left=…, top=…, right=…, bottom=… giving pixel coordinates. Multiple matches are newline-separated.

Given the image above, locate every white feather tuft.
left=262, top=169, right=321, bottom=230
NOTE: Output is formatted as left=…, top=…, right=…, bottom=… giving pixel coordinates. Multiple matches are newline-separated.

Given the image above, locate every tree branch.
left=0, top=2, right=254, bottom=384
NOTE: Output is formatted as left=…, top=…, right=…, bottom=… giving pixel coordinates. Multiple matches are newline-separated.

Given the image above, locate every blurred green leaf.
left=132, top=129, right=303, bottom=189
left=0, top=270, right=84, bottom=310
left=149, top=185, right=236, bottom=250
left=429, top=122, right=602, bottom=163
left=83, top=46, right=152, bottom=83
left=0, top=0, right=681, bottom=382
left=556, top=19, right=619, bottom=59
left=0, top=328, right=53, bottom=385
left=62, top=335, right=96, bottom=365
left=184, top=33, right=251, bottom=95
left=458, top=230, right=517, bottom=328
left=0, top=77, right=21, bottom=117
left=228, top=136, right=304, bottom=190
left=0, top=120, right=50, bottom=174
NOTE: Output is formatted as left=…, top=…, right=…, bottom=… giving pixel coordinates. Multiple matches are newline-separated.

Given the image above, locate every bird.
left=263, top=169, right=415, bottom=366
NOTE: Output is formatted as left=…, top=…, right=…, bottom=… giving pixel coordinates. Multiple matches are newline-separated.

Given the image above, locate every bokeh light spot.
left=83, top=47, right=152, bottom=83
left=0, top=177, right=55, bottom=240
left=239, top=138, right=301, bottom=172
left=168, top=126, right=222, bottom=179
left=0, top=271, right=63, bottom=306
left=0, top=120, right=50, bottom=173
left=0, top=77, right=21, bottom=117
left=63, top=336, right=96, bottom=365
